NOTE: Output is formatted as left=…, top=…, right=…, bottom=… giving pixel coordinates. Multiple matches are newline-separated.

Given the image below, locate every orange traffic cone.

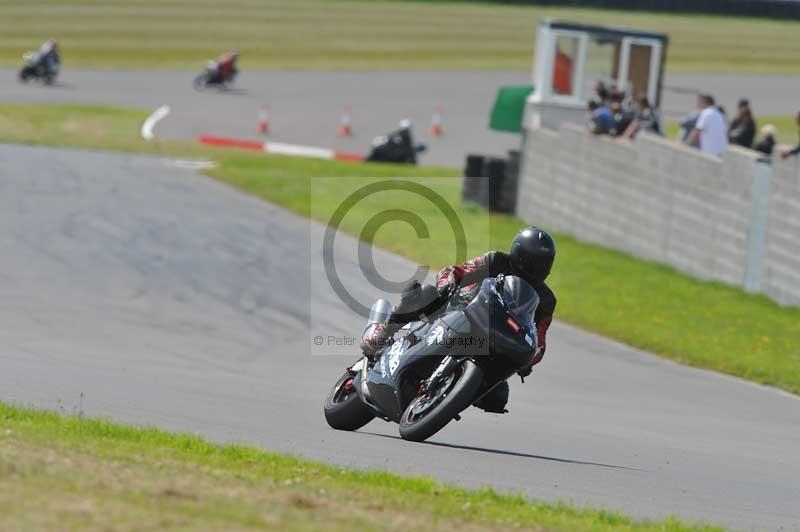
left=428, top=105, right=443, bottom=138
left=257, top=104, right=270, bottom=135
left=337, top=105, right=353, bottom=137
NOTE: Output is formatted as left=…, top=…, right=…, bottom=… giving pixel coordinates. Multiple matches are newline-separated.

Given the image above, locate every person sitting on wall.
left=729, top=99, right=757, bottom=148
left=608, top=90, right=634, bottom=137
left=619, top=96, right=662, bottom=140
left=779, top=111, right=800, bottom=159
left=684, top=94, right=728, bottom=157
left=587, top=100, right=613, bottom=135
left=754, top=124, right=778, bottom=158
left=594, top=80, right=610, bottom=102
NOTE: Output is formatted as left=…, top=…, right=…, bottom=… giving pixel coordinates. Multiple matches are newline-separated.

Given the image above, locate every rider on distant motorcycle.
left=37, top=39, right=60, bottom=73
left=32, top=39, right=61, bottom=74
left=361, top=226, right=557, bottom=414
left=214, top=50, right=238, bottom=83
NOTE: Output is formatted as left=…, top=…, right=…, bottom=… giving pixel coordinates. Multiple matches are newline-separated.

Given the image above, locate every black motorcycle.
left=365, top=120, right=427, bottom=165
left=19, top=52, right=59, bottom=85
left=193, top=61, right=236, bottom=91
left=324, top=274, right=539, bottom=442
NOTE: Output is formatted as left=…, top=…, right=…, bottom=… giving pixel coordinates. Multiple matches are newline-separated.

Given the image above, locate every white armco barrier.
left=516, top=123, right=800, bottom=306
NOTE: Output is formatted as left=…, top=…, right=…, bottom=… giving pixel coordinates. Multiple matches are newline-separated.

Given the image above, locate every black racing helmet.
left=509, top=227, right=556, bottom=284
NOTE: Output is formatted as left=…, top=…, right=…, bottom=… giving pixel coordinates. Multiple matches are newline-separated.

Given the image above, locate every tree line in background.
left=414, top=0, right=800, bottom=19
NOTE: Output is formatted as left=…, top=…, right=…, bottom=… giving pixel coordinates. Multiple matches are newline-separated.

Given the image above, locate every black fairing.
left=463, top=276, right=538, bottom=369
left=362, top=275, right=539, bottom=421
left=364, top=312, right=474, bottom=421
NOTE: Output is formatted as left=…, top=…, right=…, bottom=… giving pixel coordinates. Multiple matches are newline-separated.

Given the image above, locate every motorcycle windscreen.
left=501, top=275, right=539, bottom=330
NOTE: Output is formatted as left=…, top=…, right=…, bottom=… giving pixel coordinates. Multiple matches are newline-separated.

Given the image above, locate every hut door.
left=618, top=38, right=661, bottom=104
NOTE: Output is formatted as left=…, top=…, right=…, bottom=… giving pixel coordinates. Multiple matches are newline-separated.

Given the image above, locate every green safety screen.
left=489, top=85, right=534, bottom=133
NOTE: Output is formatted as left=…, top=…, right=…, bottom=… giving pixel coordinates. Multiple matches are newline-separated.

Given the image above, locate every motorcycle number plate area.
left=376, top=338, right=407, bottom=378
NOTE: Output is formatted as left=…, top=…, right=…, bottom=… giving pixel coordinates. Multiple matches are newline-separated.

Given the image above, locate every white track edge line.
left=141, top=105, right=171, bottom=141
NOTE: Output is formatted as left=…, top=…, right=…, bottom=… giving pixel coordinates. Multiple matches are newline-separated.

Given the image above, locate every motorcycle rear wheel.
left=398, top=359, right=483, bottom=442
left=324, top=371, right=375, bottom=431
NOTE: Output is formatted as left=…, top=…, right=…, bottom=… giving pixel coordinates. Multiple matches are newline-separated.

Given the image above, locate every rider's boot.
left=360, top=321, right=401, bottom=358
left=473, top=381, right=509, bottom=414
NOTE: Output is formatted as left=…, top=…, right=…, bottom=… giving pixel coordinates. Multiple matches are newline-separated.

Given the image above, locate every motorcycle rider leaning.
left=37, top=39, right=60, bottom=74
left=361, top=226, right=557, bottom=414
left=215, top=50, right=239, bottom=82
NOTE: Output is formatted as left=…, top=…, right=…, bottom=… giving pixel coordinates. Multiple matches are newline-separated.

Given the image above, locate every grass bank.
left=0, top=402, right=719, bottom=531
left=1, top=103, right=799, bottom=396
left=0, top=0, right=798, bottom=73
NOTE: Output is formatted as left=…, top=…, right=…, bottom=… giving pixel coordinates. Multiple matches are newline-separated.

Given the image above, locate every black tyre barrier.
left=485, top=157, right=507, bottom=212
left=461, top=151, right=521, bottom=214
left=462, top=154, right=485, bottom=204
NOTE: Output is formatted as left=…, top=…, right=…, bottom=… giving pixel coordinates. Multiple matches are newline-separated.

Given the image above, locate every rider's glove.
left=434, top=268, right=460, bottom=300
left=437, top=280, right=454, bottom=300
left=436, top=264, right=466, bottom=290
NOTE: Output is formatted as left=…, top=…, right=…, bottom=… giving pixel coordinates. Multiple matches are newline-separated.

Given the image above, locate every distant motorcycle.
left=18, top=51, right=59, bottom=85
left=323, top=274, right=539, bottom=442
left=193, top=60, right=237, bottom=91
left=366, top=120, right=427, bottom=165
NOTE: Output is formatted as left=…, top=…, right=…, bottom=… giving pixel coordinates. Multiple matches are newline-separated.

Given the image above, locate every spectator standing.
left=779, top=111, right=800, bottom=159
left=754, top=124, right=777, bottom=157
left=685, top=94, right=728, bottom=157
left=729, top=99, right=757, bottom=148
left=588, top=100, right=613, bottom=135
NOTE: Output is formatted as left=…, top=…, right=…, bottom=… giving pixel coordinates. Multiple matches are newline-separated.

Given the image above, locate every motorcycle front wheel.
left=399, top=359, right=483, bottom=442
left=324, top=370, right=375, bottom=431
left=192, top=73, right=208, bottom=91
left=18, top=68, right=31, bottom=83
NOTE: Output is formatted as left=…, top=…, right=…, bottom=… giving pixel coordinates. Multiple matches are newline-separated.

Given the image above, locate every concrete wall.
left=762, top=158, right=800, bottom=305
left=517, top=123, right=800, bottom=305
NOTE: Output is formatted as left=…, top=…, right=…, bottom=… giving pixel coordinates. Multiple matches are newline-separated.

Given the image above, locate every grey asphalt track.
left=1, top=144, right=799, bottom=531
left=2, top=69, right=798, bottom=167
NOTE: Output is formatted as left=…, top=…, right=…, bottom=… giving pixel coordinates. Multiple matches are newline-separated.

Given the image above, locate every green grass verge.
left=1, top=103, right=798, bottom=397
left=0, top=401, right=720, bottom=531
left=1, top=0, right=799, bottom=73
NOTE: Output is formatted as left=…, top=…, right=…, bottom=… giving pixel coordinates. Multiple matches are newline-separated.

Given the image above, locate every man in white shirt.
left=685, top=94, right=728, bottom=156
